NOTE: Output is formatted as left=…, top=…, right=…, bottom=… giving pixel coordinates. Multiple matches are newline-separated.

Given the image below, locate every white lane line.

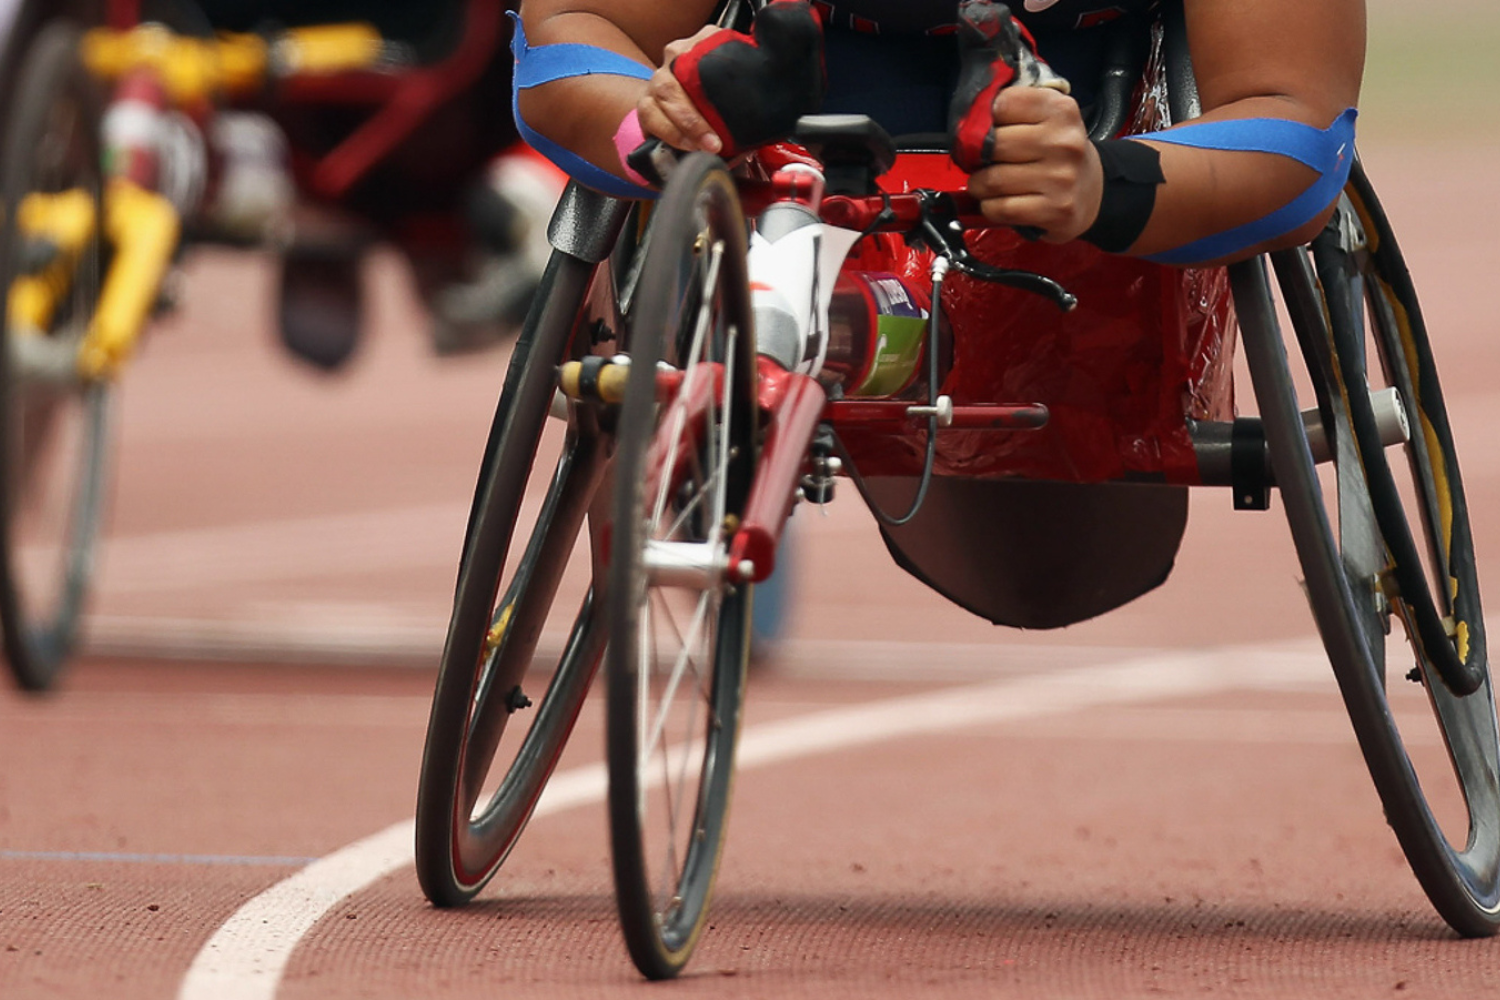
left=0, top=850, right=320, bottom=867
left=1, top=691, right=435, bottom=729
left=988, top=705, right=1437, bottom=746
left=92, top=502, right=472, bottom=595
left=82, top=611, right=451, bottom=668
left=177, top=637, right=1331, bottom=1000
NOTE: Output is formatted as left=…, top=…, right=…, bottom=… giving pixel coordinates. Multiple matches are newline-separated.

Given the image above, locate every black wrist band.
left=1079, top=138, right=1164, bottom=254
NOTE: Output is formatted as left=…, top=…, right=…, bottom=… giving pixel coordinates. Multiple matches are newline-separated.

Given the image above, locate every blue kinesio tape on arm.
left=509, top=14, right=658, bottom=200
left=1139, top=108, right=1357, bottom=265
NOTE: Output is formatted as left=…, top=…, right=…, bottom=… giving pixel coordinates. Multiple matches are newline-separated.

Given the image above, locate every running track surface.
left=5, top=142, right=1500, bottom=998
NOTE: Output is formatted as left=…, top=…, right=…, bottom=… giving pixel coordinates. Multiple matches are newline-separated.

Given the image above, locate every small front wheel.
left=606, top=154, right=758, bottom=980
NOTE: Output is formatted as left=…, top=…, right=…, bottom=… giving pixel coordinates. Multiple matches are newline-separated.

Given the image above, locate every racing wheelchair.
left=413, top=0, right=1500, bottom=980
left=0, top=0, right=525, bottom=690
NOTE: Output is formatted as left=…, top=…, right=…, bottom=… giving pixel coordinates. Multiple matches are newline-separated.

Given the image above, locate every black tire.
left=0, top=20, right=111, bottom=692
left=414, top=247, right=614, bottom=907
left=1233, top=159, right=1500, bottom=936
left=606, top=153, right=757, bottom=980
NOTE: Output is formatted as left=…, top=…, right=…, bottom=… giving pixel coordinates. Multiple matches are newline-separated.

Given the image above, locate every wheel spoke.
left=640, top=587, right=712, bottom=767
left=711, top=323, right=736, bottom=531
left=662, top=463, right=721, bottom=542
left=685, top=240, right=724, bottom=370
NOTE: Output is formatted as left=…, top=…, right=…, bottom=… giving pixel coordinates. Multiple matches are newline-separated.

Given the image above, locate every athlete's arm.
left=515, top=1, right=722, bottom=190
left=967, top=0, right=1366, bottom=263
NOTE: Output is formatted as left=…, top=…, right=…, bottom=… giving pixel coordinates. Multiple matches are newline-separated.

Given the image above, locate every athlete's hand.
left=637, top=27, right=726, bottom=155
left=966, top=86, right=1104, bottom=243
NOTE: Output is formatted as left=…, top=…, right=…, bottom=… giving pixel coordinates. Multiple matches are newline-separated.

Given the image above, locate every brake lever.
left=911, top=191, right=1077, bottom=312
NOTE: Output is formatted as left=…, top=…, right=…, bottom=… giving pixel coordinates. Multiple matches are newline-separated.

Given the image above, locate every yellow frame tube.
left=77, top=179, right=180, bottom=379
left=7, top=188, right=97, bottom=334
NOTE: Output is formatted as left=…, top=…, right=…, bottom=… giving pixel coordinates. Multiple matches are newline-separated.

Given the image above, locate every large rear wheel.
left=0, top=21, right=111, bottom=692
left=414, top=245, right=617, bottom=907
left=1235, top=159, right=1500, bottom=935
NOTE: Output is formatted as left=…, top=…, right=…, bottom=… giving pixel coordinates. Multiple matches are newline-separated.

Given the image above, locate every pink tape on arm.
left=613, top=108, right=652, bottom=187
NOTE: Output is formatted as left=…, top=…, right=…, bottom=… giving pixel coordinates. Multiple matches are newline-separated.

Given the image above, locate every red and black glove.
left=947, top=0, right=1070, bottom=173
left=670, top=0, right=827, bottom=160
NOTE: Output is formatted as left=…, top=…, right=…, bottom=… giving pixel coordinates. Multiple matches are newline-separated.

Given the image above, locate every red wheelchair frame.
left=718, top=148, right=1235, bottom=590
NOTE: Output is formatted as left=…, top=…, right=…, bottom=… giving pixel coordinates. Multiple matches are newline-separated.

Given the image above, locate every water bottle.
left=822, top=270, right=949, bottom=399
left=748, top=192, right=824, bottom=373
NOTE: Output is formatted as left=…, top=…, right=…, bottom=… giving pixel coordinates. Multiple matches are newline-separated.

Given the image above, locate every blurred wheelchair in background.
left=0, top=0, right=556, bottom=690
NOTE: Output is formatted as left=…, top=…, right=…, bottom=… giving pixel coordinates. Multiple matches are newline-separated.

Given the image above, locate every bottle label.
left=852, top=274, right=927, bottom=397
